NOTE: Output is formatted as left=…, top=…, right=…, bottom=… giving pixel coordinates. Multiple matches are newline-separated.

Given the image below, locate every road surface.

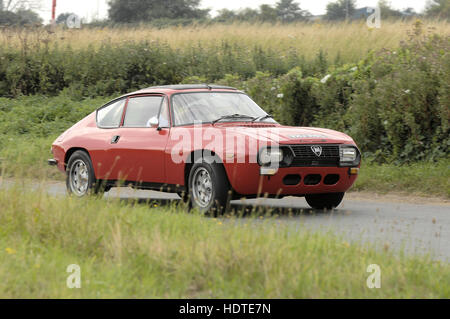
left=2, top=179, right=449, bottom=261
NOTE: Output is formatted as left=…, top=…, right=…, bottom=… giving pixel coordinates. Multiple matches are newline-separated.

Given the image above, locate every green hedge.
left=0, top=40, right=331, bottom=98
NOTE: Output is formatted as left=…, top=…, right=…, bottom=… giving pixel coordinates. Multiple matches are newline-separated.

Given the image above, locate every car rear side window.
left=97, top=98, right=126, bottom=128
left=123, top=96, right=163, bottom=128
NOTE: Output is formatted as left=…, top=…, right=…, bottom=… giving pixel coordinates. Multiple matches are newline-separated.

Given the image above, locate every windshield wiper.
left=252, top=114, right=274, bottom=122
left=212, top=114, right=257, bottom=125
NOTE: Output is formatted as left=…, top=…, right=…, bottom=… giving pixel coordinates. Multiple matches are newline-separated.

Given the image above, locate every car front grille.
left=286, top=145, right=340, bottom=167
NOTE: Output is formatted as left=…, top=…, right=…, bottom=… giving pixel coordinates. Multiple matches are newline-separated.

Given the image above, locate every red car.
left=50, top=84, right=361, bottom=212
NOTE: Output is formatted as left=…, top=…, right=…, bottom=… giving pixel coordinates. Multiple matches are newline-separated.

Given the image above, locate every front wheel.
left=66, top=150, right=97, bottom=197
left=305, top=193, right=345, bottom=210
left=188, top=160, right=231, bottom=214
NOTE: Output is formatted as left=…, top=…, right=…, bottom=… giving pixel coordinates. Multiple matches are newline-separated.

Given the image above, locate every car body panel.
left=51, top=86, right=361, bottom=197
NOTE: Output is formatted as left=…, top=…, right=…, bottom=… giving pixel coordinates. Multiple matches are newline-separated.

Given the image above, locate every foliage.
left=325, top=0, right=356, bottom=21
left=108, top=0, right=209, bottom=23
left=275, top=0, right=311, bottom=22
left=426, top=0, right=450, bottom=19
left=0, top=8, right=41, bottom=26
left=352, top=159, right=450, bottom=198
left=214, top=0, right=310, bottom=23
left=0, top=39, right=322, bottom=97
left=378, top=0, right=405, bottom=18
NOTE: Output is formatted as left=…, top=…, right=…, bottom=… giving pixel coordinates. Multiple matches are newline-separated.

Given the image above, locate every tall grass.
left=0, top=186, right=448, bottom=298
left=1, top=21, right=449, bottom=63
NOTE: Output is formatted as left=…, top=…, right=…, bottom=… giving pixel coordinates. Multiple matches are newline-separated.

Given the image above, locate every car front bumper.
left=225, top=164, right=360, bottom=196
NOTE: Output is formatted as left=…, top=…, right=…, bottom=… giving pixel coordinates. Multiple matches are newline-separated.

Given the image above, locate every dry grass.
left=1, top=20, right=449, bottom=63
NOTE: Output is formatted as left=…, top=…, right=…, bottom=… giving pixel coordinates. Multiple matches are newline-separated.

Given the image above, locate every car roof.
left=129, top=84, right=239, bottom=95
left=101, top=84, right=242, bottom=109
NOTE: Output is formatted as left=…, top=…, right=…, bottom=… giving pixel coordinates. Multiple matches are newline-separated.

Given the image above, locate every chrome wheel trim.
left=191, top=167, right=213, bottom=208
left=69, top=159, right=90, bottom=197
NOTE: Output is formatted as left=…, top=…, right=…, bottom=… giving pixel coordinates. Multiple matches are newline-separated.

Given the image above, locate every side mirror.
left=148, top=116, right=159, bottom=128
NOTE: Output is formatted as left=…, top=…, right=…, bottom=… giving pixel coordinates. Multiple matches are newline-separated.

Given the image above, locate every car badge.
left=311, top=146, right=322, bottom=157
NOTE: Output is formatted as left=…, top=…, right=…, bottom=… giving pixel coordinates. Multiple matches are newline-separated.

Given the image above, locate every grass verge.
left=0, top=186, right=448, bottom=298
left=353, top=160, right=450, bottom=199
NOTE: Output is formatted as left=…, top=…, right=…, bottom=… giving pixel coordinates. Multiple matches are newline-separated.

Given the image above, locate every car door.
left=92, top=97, right=127, bottom=181
left=109, top=95, right=170, bottom=184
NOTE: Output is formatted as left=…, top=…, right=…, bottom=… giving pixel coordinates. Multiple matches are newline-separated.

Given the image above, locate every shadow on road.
left=116, top=196, right=346, bottom=218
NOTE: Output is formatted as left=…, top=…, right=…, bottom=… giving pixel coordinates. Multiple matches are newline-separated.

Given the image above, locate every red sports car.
left=49, top=84, right=361, bottom=212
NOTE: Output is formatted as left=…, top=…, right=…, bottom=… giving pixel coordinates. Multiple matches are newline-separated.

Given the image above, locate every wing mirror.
left=147, top=116, right=159, bottom=129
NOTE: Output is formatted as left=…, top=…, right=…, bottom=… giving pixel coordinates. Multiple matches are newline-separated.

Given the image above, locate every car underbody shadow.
left=114, top=195, right=347, bottom=218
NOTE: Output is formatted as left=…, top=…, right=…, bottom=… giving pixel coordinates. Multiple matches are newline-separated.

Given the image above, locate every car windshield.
left=171, top=92, right=277, bottom=126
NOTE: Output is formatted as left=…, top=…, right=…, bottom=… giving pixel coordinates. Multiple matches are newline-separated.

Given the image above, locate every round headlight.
left=259, top=147, right=283, bottom=166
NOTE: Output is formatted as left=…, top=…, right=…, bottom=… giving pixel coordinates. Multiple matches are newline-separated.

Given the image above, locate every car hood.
left=219, top=125, right=355, bottom=144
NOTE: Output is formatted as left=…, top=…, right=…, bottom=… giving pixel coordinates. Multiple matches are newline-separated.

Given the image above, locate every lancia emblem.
left=311, top=146, right=322, bottom=157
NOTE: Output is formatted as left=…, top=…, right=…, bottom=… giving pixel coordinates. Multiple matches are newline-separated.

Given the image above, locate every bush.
left=0, top=40, right=321, bottom=98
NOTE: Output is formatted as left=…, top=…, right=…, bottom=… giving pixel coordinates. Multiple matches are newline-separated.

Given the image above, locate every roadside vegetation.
left=354, top=160, right=450, bottom=198
left=0, top=186, right=448, bottom=298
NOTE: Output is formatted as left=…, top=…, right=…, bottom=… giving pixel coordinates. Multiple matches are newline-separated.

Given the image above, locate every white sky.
left=36, top=0, right=430, bottom=23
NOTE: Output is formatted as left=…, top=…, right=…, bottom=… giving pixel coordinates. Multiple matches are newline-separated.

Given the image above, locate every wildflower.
left=320, top=74, right=331, bottom=84
left=404, top=89, right=411, bottom=94
left=5, top=248, right=16, bottom=255
left=277, top=93, right=284, bottom=99
left=350, top=66, right=358, bottom=72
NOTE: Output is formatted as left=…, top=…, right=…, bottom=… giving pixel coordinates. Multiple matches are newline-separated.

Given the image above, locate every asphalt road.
left=2, top=179, right=450, bottom=261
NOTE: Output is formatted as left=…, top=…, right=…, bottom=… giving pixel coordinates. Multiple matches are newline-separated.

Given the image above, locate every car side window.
left=123, top=96, right=163, bottom=128
left=158, top=97, right=170, bottom=128
left=97, top=98, right=126, bottom=128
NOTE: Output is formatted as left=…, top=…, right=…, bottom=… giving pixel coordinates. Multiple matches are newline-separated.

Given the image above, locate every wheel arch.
left=183, top=149, right=229, bottom=190
left=64, top=147, right=92, bottom=171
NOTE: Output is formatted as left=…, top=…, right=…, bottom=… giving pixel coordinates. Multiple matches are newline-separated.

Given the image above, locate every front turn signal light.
left=349, top=168, right=359, bottom=175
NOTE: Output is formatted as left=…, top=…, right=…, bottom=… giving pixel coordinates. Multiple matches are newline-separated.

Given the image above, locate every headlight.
left=258, top=147, right=283, bottom=166
left=339, top=145, right=360, bottom=166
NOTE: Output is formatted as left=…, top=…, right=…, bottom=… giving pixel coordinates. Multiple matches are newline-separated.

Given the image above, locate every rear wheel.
left=305, top=192, right=345, bottom=210
left=188, top=159, right=231, bottom=214
left=66, top=151, right=97, bottom=197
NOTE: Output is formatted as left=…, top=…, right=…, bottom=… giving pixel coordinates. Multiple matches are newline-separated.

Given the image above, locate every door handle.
left=111, top=135, right=120, bottom=144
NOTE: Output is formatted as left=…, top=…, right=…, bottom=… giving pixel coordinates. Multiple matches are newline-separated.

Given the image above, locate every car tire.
left=66, top=150, right=97, bottom=197
left=188, top=158, right=231, bottom=214
left=305, top=192, right=345, bottom=210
